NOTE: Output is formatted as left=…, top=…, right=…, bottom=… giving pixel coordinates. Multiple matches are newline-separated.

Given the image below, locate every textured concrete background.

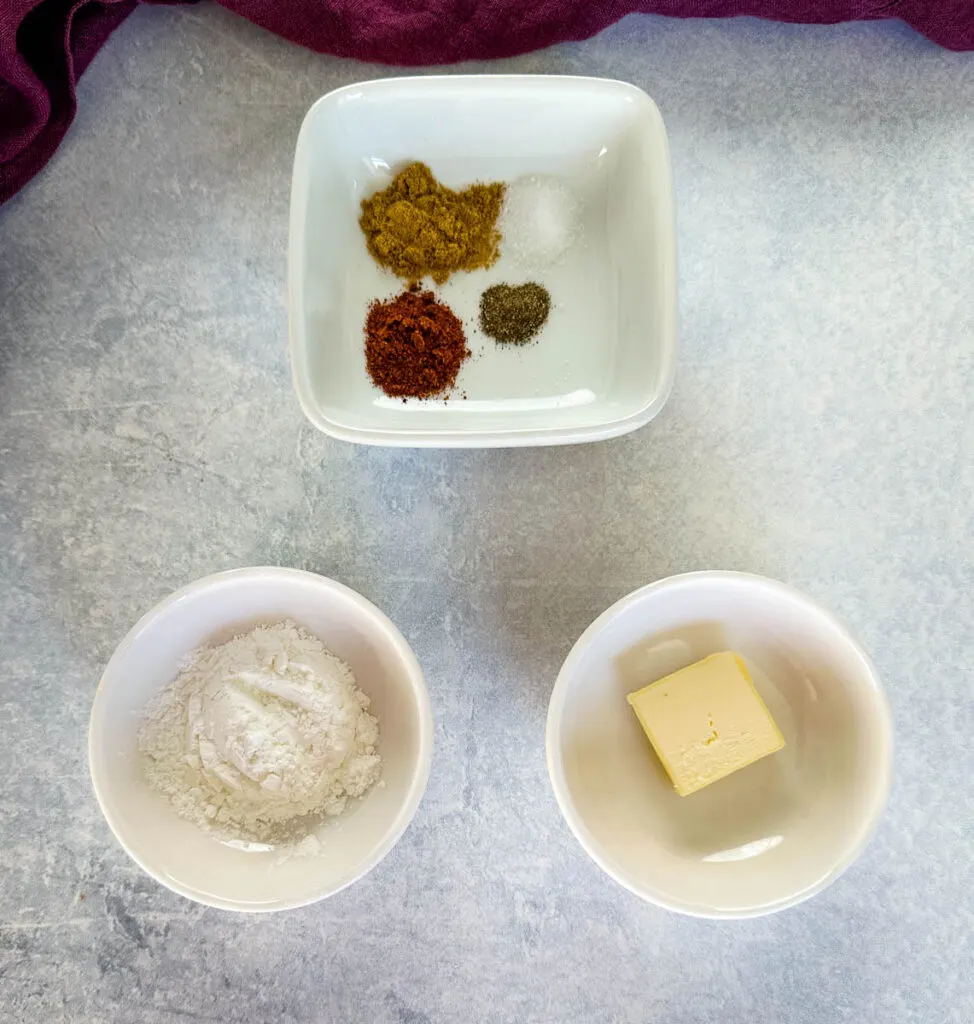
left=1, top=6, right=972, bottom=1022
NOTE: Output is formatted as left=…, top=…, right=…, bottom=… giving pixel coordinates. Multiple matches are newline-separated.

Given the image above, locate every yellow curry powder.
left=359, top=162, right=505, bottom=284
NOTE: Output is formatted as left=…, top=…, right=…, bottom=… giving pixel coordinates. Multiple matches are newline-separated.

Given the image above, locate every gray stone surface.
left=1, top=6, right=972, bottom=1022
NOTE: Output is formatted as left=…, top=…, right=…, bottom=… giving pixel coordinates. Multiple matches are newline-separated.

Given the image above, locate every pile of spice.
left=359, top=162, right=505, bottom=285
left=479, top=283, right=551, bottom=345
left=365, top=289, right=469, bottom=398
left=498, top=175, right=582, bottom=271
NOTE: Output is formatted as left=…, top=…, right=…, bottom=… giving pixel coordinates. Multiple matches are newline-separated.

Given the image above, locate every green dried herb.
left=479, top=283, right=551, bottom=345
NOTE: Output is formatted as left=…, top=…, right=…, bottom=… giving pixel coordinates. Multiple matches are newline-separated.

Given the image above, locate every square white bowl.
left=288, top=75, right=676, bottom=447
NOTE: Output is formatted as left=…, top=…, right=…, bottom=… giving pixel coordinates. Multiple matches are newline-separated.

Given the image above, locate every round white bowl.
left=546, top=571, right=893, bottom=918
left=89, top=567, right=433, bottom=912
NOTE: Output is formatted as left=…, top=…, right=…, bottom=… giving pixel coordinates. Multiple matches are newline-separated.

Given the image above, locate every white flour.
left=139, top=621, right=381, bottom=843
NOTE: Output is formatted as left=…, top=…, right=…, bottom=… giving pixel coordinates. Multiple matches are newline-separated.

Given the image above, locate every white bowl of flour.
left=89, top=568, right=433, bottom=911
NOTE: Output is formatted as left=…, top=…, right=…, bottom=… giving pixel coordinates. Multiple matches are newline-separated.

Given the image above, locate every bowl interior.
left=289, top=75, right=675, bottom=444
left=89, top=570, right=431, bottom=911
left=548, top=574, right=891, bottom=917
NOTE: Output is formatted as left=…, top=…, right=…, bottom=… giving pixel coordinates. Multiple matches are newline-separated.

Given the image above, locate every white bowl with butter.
left=546, top=571, right=893, bottom=918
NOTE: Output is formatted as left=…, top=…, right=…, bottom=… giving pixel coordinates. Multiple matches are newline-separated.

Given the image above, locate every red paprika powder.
left=365, top=290, right=469, bottom=399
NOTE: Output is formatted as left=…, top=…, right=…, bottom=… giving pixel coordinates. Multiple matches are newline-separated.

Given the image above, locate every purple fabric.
left=2, top=1, right=973, bottom=205
left=1, top=0, right=136, bottom=202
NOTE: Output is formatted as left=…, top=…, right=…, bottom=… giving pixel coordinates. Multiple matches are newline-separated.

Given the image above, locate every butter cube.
left=626, top=651, right=784, bottom=796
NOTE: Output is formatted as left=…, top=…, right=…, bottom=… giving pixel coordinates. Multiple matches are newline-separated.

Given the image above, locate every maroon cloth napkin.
left=2, top=0, right=972, bottom=205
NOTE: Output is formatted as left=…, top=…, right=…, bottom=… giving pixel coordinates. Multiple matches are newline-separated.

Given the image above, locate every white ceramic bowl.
left=288, top=74, right=676, bottom=447
left=546, top=572, right=893, bottom=918
left=89, top=568, right=433, bottom=912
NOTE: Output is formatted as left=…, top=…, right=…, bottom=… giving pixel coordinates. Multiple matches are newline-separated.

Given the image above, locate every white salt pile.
left=499, top=175, right=582, bottom=271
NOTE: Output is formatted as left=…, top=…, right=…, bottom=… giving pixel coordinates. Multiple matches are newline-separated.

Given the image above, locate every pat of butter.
left=626, top=651, right=785, bottom=797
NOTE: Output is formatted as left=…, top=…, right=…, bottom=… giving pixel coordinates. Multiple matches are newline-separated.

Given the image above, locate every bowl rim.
left=545, top=570, right=894, bottom=919
left=287, top=73, right=677, bottom=448
left=88, top=566, right=434, bottom=912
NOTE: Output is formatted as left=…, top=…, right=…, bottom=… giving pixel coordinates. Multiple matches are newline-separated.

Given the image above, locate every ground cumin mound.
left=359, top=162, right=505, bottom=285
